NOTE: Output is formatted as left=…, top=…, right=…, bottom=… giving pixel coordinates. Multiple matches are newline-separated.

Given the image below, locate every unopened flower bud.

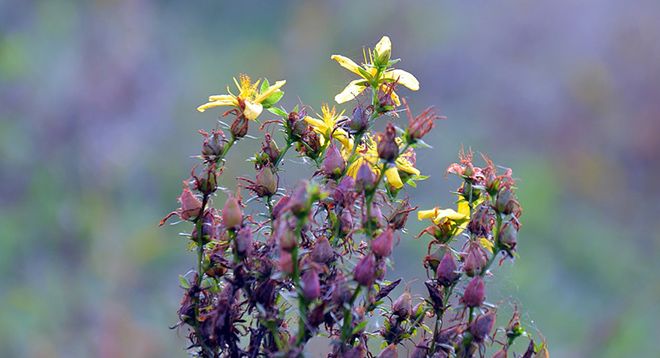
left=374, top=36, right=392, bottom=67
left=255, top=167, right=278, bottom=197
left=230, top=115, right=249, bottom=138
left=222, top=195, right=242, bottom=229
left=392, top=291, right=412, bottom=319
left=322, top=143, right=346, bottom=178
left=356, top=162, right=376, bottom=192
left=371, top=229, right=394, bottom=258
left=495, top=188, right=519, bottom=215
left=261, top=133, right=280, bottom=163
left=462, top=276, right=485, bottom=308
left=179, top=188, right=202, bottom=221
left=377, top=123, right=399, bottom=162
left=436, top=251, right=460, bottom=287
left=301, top=269, right=321, bottom=300
left=468, top=204, right=493, bottom=238
left=311, top=236, right=335, bottom=263
left=353, top=254, right=377, bottom=286
left=377, top=344, right=398, bottom=358
left=469, top=312, right=496, bottom=342
left=234, top=226, right=253, bottom=257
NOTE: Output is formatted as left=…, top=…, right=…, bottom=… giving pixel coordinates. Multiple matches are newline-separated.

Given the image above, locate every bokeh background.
left=2, top=0, right=659, bottom=356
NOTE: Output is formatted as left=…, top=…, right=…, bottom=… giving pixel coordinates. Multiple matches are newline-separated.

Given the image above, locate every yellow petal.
left=479, top=238, right=495, bottom=253
left=304, top=116, right=328, bottom=132
left=457, top=199, right=470, bottom=217
left=254, top=80, right=286, bottom=103
left=243, top=100, right=263, bottom=120
left=395, top=157, right=420, bottom=175
left=385, top=167, right=403, bottom=189
left=197, top=99, right=234, bottom=112
left=331, top=55, right=364, bottom=77
left=335, top=79, right=368, bottom=104
left=374, top=36, right=391, bottom=57
left=383, top=69, right=420, bottom=91
left=332, top=128, right=353, bottom=150
left=208, top=94, right=236, bottom=103
left=432, top=208, right=468, bottom=225
left=417, top=208, right=438, bottom=221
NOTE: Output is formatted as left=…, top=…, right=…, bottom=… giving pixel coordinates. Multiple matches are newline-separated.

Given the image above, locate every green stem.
left=340, top=285, right=362, bottom=342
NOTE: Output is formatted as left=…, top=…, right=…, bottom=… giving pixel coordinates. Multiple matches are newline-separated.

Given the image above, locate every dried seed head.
left=469, top=311, right=496, bottom=342
left=234, top=226, right=253, bottom=257
left=377, top=344, right=398, bottom=358
left=462, top=276, right=485, bottom=308
left=255, top=167, right=278, bottom=197
left=230, top=115, right=249, bottom=138
left=261, top=133, right=280, bottom=163
left=498, top=221, right=518, bottom=252
left=462, top=242, right=489, bottom=276
left=495, top=188, right=519, bottom=215
left=201, top=129, right=226, bottom=161
left=377, top=122, right=399, bottom=162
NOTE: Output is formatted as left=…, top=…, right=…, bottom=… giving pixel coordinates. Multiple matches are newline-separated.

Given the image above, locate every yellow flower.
left=331, top=36, right=419, bottom=105
left=344, top=135, right=421, bottom=189
left=304, top=104, right=353, bottom=150
left=197, top=74, right=286, bottom=120
left=417, top=199, right=470, bottom=236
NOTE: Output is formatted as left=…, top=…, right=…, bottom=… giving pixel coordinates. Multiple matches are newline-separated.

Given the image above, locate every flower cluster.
left=162, top=36, right=546, bottom=357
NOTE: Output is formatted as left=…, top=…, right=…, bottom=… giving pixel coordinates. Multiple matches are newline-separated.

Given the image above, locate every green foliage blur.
left=1, top=1, right=658, bottom=356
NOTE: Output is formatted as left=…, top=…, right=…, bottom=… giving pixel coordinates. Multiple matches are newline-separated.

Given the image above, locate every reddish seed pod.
left=222, top=195, right=242, bottom=229
left=179, top=188, right=202, bottom=221
left=311, top=236, right=335, bottom=263
left=255, top=167, right=278, bottom=197
left=322, top=143, right=346, bottom=178
left=462, top=276, right=485, bottom=308
left=392, top=291, right=412, bottom=319
left=371, top=229, right=394, bottom=258
left=356, top=162, right=376, bottom=192
left=354, top=254, right=377, bottom=286
left=301, top=269, right=321, bottom=300
left=377, top=122, right=399, bottom=162
left=436, top=251, right=461, bottom=287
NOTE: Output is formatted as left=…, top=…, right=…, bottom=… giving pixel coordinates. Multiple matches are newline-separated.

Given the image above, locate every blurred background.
left=1, top=0, right=659, bottom=356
